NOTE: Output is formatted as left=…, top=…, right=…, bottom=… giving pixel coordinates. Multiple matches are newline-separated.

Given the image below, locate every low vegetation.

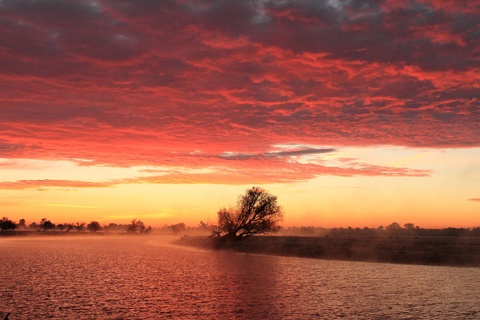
left=177, top=235, right=480, bottom=267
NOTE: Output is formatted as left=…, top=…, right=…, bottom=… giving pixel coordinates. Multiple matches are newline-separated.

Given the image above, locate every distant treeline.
left=0, top=217, right=201, bottom=235
left=0, top=217, right=156, bottom=233
left=2, top=217, right=479, bottom=238
left=282, top=222, right=480, bottom=238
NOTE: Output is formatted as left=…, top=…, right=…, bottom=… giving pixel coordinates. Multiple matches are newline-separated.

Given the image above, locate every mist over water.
left=1, top=236, right=479, bottom=319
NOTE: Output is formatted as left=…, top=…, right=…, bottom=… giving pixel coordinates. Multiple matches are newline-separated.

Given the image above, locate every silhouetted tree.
left=214, top=187, right=283, bottom=240
left=28, top=222, right=38, bottom=230
left=169, top=222, right=186, bottom=234
left=404, top=223, right=415, bottom=230
left=73, top=222, right=85, bottom=232
left=127, top=219, right=145, bottom=233
left=105, top=223, right=121, bottom=232
left=198, top=221, right=209, bottom=230
left=40, top=218, right=55, bottom=231
left=18, top=218, right=26, bottom=229
left=87, top=221, right=101, bottom=232
left=403, top=223, right=415, bottom=235
left=0, top=217, right=16, bottom=231
left=386, top=222, right=402, bottom=236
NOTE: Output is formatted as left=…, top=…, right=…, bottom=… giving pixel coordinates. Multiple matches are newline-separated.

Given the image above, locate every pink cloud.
left=0, top=146, right=432, bottom=189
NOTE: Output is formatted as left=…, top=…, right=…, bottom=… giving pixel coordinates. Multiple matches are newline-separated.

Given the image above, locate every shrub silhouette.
left=0, top=217, right=16, bottom=231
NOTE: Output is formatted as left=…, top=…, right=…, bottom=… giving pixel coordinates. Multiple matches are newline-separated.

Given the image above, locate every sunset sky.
left=0, top=0, right=479, bottom=228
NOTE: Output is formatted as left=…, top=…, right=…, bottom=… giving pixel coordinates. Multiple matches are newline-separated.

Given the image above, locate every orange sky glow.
left=0, top=0, right=479, bottom=228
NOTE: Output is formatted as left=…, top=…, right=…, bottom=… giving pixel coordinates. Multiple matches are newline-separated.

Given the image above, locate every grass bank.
left=176, top=235, right=480, bottom=267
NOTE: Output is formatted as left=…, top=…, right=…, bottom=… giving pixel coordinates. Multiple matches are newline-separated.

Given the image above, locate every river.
left=0, top=236, right=479, bottom=319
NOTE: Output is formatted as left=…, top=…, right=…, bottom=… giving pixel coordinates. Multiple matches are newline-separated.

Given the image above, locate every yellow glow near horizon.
left=0, top=147, right=479, bottom=229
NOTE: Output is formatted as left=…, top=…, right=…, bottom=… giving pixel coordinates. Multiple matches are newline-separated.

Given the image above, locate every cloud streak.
left=0, top=152, right=431, bottom=190
left=43, top=204, right=106, bottom=209
left=219, top=147, right=337, bottom=160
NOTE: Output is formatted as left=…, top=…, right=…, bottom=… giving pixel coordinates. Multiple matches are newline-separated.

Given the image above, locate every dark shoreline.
left=3, top=231, right=479, bottom=267
left=0, top=230, right=113, bottom=237
left=177, top=235, right=480, bottom=268
left=0, top=230, right=158, bottom=237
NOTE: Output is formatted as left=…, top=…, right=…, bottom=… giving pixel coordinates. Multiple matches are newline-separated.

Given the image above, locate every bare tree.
left=214, top=187, right=283, bottom=240
left=73, top=222, right=85, bottom=232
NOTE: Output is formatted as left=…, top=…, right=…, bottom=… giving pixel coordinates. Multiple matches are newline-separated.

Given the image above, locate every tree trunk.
left=222, top=231, right=241, bottom=241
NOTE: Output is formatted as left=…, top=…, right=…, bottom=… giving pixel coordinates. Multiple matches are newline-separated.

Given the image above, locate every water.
left=1, top=236, right=479, bottom=319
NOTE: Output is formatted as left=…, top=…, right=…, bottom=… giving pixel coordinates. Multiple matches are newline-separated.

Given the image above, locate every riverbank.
left=176, top=235, right=480, bottom=267
left=0, top=230, right=169, bottom=237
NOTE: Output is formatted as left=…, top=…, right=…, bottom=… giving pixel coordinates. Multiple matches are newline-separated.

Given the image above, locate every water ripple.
left=1, top=236, right=479, bottom=319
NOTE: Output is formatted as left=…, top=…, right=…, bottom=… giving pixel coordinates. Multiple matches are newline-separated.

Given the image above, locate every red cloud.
left=0, top=0, right=477, bottom=183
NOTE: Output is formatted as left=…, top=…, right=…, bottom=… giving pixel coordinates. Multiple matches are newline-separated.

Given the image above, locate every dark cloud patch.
left=0, top=0, right=148, bottom=63
left=0, top=0, right=102, bottom=23
left=0, top=142, right=26, bottom=152
left=0, top=141, right=43, bottom=156
left=374, top=77, right=436, bottom=100
left=255, top=1, right=478, bottom=71
left=219, top=147, right=336, bottom=160
left=192, top=1, right=256, bottom=29
left=274, top=147, right=337, bottom=157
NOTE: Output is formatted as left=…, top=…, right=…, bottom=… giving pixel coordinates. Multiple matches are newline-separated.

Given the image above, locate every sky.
left=0, top=0, right=479, bottom=228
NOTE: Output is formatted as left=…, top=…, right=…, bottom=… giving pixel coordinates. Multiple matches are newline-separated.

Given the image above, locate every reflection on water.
left=1, top=236, right=479, bottom=319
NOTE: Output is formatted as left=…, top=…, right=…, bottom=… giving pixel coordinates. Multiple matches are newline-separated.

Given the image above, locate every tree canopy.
left=87, top=221, right=101, bottom=232
left=40, top=218, right=55, bottom=231
left=0, top=217, right=16, bottom=231
left=214, top=186, right=283, bottom=240
left=127, top=219, right=147, bottom=233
